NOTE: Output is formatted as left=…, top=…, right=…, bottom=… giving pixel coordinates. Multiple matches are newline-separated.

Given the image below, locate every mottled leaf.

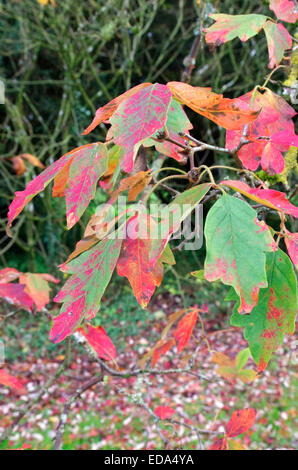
left=110, top=84, right=172, bottom=172
left=167, top=81, right=258, bottom=130
left=231, top=249, right=297, bottom=371
left=64, top=143, right=109, bottom=228
left=50, top=236, right=122, bottom=343
left=204, top=194, right=275, bottom=314
left=204, top=14, right=267, bottom=45
left=19, top=272, right=60, bottom=311
left=263, top=21, right=292, bottom=69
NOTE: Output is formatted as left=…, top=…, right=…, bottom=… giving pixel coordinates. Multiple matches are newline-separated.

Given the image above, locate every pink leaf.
left=110, top=84, right=172, bottom=172
left=0, top=284, right=34, bottom=312
left=0, top=369, right=27, bottom=393
left=263, top=21, right=292, bottom=69
left=269, top=0, right=298, bottom=23
left=154, top=406, right=176, bottom=420
left=285, top=229, right=298, bottom=269
left=0, top=268, right=20, bottom=284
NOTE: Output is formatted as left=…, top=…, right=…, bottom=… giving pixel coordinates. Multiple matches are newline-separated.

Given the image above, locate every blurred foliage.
left=0, top=0, right=296, bottom=282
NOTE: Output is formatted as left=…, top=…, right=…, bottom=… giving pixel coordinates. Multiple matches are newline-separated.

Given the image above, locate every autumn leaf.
left=220, top=180, right=298, bottom=217
left=269, top=0, right=298, bottom=24
left=12, top=153, right=45, bottom=176
left=225, top=408, right=257, bottom=437
left=143, top=98, right=193, bottom=162
left=50, top=236, right=122, bottom=343
left=231, top=249, right=297, bottom=371
left=173, top=309, right=198, bottom=353
left=113, top=170, right=152, bottom=202
left=19, top=273, right=59, bottom=311
left=284, top=229, right=298, bottom=269
left=149, top=183, right=212, bottom=269
left=0, top=369, right=27, bottom=394
left=117, top=213, right=163, bottom=308
left=204, top=194, right=276, bottom=314
left=212, top=348, right=257, bottom=383
left=0, top=284, right=34, bottom=312
left=78, top=324, right=116, bottom=361
left=82, top=83, right=152, bottom=135
left=263, top=21, right=292, bottom=69
left=226, top=88, right=297, bottom=174
left=154, top=406, right=176, bottom=420
left=209, top=438, right=228, bottom=450
left=151, top=338, right=176, bottom=368
left=110, top=83, right=172, bottom=172
left=167, top=81, right=258, bottom=130
left=7, top=143, right=101, bottom=233
left=204, top=14, right=267, bottom=45
left=64, top=143, right=109, bottom=228
left=0, top=268, right=20, bottom=284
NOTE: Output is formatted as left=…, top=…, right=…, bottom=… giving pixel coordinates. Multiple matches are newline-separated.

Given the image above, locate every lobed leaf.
left=263, top=21, right=292, bottom=69
left=204, top=14, right=267, bottom=45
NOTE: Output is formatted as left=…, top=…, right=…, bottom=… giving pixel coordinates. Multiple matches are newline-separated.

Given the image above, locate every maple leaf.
left=173, top=309, right=198, bottom=353
left=204, top=194, right=276, bottom=314
left=82, top=83, right=152, bottom=135
left=0, top=284, right=34, bottom=312
left=116, top=213, right=163, bottom=308
left=154, top=406, right=176, bottom=420
left=225, top=408, right=257, bottom=438
left=64, top=143, right=109, bottom=228
left=110, top=84, right=172, bottom=172
left=19, top=273, right=60, bottom=311
left=149, top=183, right=212, bottom=269
left=226, top=89, right=297, bottom=174
left=263, top=21, right=292, bottom=69
left=50, top=236, right=122, bottom=343
left=0, top=369, right=27, bottom=394
left=7, top=143, right=105, bottom=233
left=204, top=14, right=267, bottom=45
left=167, top=81, right=258, bottom=130
left=269, top=0, right=298, bottom=23
left=212, top=348, right=257, bottom=383
left=220, top=180, right=298, bottom=217
left=284, top=229, right=298, bottom=269
left=231, top=249, right=297, bottom=371
left=78, top=324, right=116, bottom=361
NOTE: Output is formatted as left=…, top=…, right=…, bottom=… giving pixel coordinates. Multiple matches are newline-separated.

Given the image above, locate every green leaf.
left=231, top=249, right=297, bottom=371
left=204, top=14, right=267, bottom=45
left=204, top=194, right=275, bottom=314
left=235, top=348, right=250, bottom=370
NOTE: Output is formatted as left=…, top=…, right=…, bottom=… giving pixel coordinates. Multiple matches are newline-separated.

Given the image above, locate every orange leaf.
left=167, top=81, right=258, bottom=130
left=0, top=369, right=27, bottom=394
left=113, top=170, right=152, bottom=202
left=152, top=338, right=176, bottom=367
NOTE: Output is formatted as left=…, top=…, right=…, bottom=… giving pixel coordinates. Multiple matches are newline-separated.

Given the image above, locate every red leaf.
left=226, top=89, right=297, bottom=174
left=117, top=214, right=163, bottom=308
left=78, top=324, right=116, bottom=361
left=152, top=338, right=175, bottom=367
left=225, top=408, right=256, bottom=438
left=173, top=309, right=198, bottom=353
left=285, top=229, right=298, bottom=269
left=82, top=83, right=152, bottom=135
left=0, top=284, right=34, bottom=312
left=220, top=180, right=298, bottom=218
left=209, top=438, right=228, bottom=450
left=110, top=84, right=172, bottom=172
left=154, top=406, right=176, bottom=420
left=0, top=369, right=27, bottom=393
left=269, top=0, right=298, bottom=23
